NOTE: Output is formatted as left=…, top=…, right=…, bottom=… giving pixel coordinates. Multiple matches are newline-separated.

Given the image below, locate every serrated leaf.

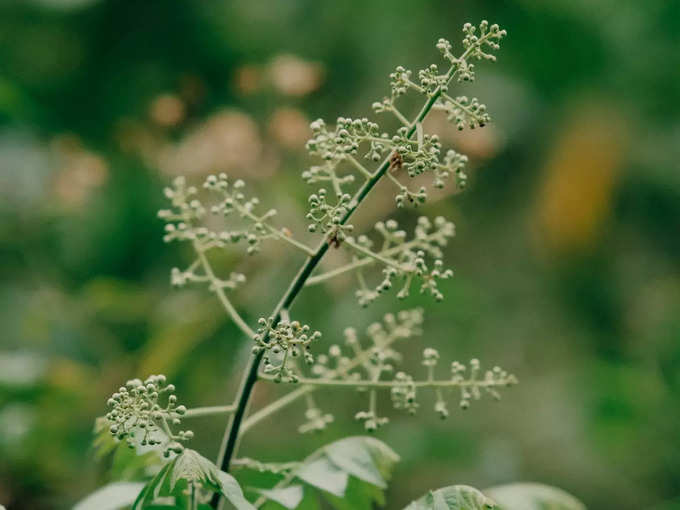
left=257, top=486, right=304, bottom=509
left=484, top=483, right=586, bottom=510
left=404, top=485, right=497, bottom=510
left=74, top=482, right=145, bottom=510
left=296, top=457, right=348, bottom=497
left=130, top=451, right=254, bottom=510
left=170, top=449, right=216, bottom=490
left=324, top=436, right=398, bottom=489
left=255, top=436, right=399, bottom=510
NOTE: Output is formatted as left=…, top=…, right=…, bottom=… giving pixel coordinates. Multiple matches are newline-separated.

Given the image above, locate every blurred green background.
left=1, top=0, right=679, bottom=508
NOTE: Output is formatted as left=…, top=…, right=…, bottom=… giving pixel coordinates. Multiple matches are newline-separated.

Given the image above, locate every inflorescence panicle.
left=298, top=20, right=505, bottom=306
left=253, top=317, right=322, bottom=383
left=256, top=309, right=516, bottom=432
left=94, top=22, right=515, bottom=506
left=105, top=375, right=193, bottom=457
left=307, top=216, right=455, bottom=307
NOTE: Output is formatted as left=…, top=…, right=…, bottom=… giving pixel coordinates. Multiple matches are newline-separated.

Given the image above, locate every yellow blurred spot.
left=534, top=105, right=627, bottom=254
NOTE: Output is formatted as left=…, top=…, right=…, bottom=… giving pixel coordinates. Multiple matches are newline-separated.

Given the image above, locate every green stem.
left=240, top=386, right=313, bottom=433
left=305, top=231, right=443, bottom=286
left=194, top=243, right=255, bottom=339
left=259, top=374, right=516, bottom=389
left=239, top=322, right=413, bottom=434
left=184, top=404, right=236, bottom=418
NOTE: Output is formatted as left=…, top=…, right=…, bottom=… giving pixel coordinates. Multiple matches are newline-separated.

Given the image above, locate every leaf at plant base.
left=324, top=476, right=387, bottom=510
left=403, top=485, right=497, bottom=510
left=484, top=483, right=586, bottom=510
left=130, top=450, right=253, bottom=510
left=132, top=463, right=174, bottom=510
left=74, top=482, right=145, bottom=510
left=257, top=486, right=304, bottom=509
left=170, top=449, right=255, bottom=510
left=324, top=436, right=399, bottom=489
left=214, top=469, right=256, bottom=510
left=170, top=449, right=217, bottom=490
left=296, top=457, right=348, bottom=497
left=254, top=436, right=399, bottom=509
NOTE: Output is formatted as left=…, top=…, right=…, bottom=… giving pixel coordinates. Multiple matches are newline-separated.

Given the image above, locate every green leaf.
left=324, top=476, right=386, bottom=510
left=170, top=449, right=217, bottom=490
left=324, top=436, right=399, bottom=489
left=130, top=450, right=255, bottom=510
left=257, top=486, right=304, bottom=509
left=484, top=483, right=586, bottom=510
left=296, top=457, right=348, bottom=497
left=254, top=436, right=399, bottom=509
left=403, top=485, right=497, bottom=510
left=132, top=463, right=174, bottom=510
left=74, top=482, right=145, bottom=510
left=214, top=470, right=257, bottom=510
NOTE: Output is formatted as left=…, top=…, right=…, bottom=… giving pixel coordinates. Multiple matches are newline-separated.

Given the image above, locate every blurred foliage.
left=1, top=0, right=679, bottom=509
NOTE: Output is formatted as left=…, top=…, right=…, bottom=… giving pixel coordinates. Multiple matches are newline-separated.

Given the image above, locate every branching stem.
left=194, top=242, right=256, bottom=339
left=305, top=231, right=444, bottom=286
left=184, top=404, right=236, bottom=418
left=259, top=374, right=515, bottom=389
left=212, top=44, right=473, bottom=509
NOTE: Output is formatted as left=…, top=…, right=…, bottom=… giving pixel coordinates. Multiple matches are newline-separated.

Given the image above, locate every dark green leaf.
left=403, top=485, right=497, bottom=510
left=484, top=483, right=586, bottom=510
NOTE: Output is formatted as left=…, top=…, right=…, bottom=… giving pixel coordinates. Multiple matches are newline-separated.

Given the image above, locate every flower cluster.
left=434, top=95, right=491, bottom=131
left=306, top=117, right=385, bottom=164
left=159, top=173, right=309, bottom=258
left=308, top=216, right=455, bottom=306
left=306, top=188, right=354, bottom=244
left=104, top=375, right=192, bottom=456
left=253, top=318, right=322, bottom=383
left=256, top=309, right=516, bottom=432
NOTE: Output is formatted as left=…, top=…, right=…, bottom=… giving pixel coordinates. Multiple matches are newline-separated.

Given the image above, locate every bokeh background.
left=1, top=0, right=679, bottom=508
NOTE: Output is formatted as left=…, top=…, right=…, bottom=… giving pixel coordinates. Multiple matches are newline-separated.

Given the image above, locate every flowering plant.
left=77, top=21, right=585, bottom=510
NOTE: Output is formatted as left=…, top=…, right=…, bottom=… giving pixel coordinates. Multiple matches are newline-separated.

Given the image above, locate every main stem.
left=211, top=83, right=447, bottom=510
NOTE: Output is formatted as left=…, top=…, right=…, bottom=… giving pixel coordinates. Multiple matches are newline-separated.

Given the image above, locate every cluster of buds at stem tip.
left=105, top=375, right=192, bottom=457
left=253, top=318, right=322, bottom=383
